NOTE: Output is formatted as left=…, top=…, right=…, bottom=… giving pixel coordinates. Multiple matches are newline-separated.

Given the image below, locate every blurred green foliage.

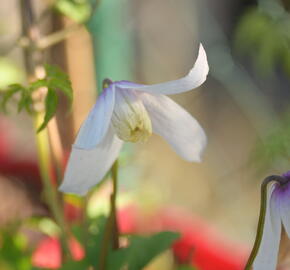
left=0, top=229, right=31, bottom=270
left=0, top=58, right=25, bottom=89
left=253, top=112, right=290, bottom=173
left=68, top=216, right=180, bottom=270
left=0, top=64, right=73, bottom=132
left=177, top=266, right=198, bottom=270
left=54, top=0, right=91, bottom=23
left=235, top=3, right=290, bottom=174
left=0, top=215, right=179, bottom=269
left=235, top=7, right=290, bottom=74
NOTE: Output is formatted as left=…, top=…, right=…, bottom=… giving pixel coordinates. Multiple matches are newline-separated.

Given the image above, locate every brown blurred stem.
left=111, top=160, right=120, bottom=249
left=244, top=175, right=287, bottom=270
left=98, top=160, right=120, bottom=270
left=37, top=23, right=82, bottom=50
left=103, top=78, right=119, bottom=249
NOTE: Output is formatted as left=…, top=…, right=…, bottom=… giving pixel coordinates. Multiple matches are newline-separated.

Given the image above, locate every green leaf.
left=177, top=266, right=198, bottom=270
left=86, top=216, right=108, bottom=266
left=18, top=89, right=33, bottom=113
left=0, top=84, right=24, bottom=112
left=0, top=230, right=31, bottom=270
left=37, top=88, right=58, bottom=132
left=44, top=64, right=73, bottom=102
left=81, top=215, right=179, bottom=270
left=59, top=259, right=89, bottom=270
left=0, top=64, right=72, bottom=132
left=29, top=79, right=48, bottom=90
left=126, top=231, right=180, bottom=270
left=107, top=248, right=129, bottom=270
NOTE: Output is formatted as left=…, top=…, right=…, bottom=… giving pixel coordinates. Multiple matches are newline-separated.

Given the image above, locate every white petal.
left=74, top=85, right=115, bottom=149
left=140, top=92, right=206, bottom=162
left=59, top=126, right=123, bottom=196
left=253, top=184, right=281, bottom=270
left=118, top=44, right=209, bottom=95
left=278, top=184, right=290, bottom=237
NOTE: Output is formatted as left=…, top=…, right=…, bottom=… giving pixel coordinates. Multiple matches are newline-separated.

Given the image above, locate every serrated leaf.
left=0, top=84, right=24, bottom=112
left=44, top=64, right=73, bottom=102
left=37, top=88, right=58, bottom=132
left=18, top=89, right=33, bottom=113
left=29, top=79, right=48, bottom=90
left=126, top=231, right=180, bottom=270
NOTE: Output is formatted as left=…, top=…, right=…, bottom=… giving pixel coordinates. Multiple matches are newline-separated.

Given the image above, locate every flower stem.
left=98, top=212, right=114, bottom=270
left=98, top=160, right=120, bottom=270
left=244, top=175, right=285, bottom=270
left=111, top=160, right=120, bottom=249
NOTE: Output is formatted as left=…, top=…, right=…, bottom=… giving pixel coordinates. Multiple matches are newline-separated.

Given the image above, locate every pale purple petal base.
left=274, top=181, right=290, bottom=237
left=74, top=85, right=115, bottom=149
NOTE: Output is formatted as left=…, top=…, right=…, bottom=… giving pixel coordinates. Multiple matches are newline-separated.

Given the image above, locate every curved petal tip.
left=127, top=43, right=209, bottom=95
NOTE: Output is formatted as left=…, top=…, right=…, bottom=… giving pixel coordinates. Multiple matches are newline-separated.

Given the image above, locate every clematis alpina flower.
left=253, top=171, right=290, bottom=270
left=59, top=44, right=209, bottom=195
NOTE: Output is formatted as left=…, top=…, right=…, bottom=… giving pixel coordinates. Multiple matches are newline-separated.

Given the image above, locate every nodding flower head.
left=253, top=171, right=290, bottom=270
left=282, top=170, right=290, bottom=181
left=60, top=44, right=209, bottom=195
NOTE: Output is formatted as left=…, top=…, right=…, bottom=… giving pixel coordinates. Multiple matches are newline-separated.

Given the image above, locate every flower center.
left=111, top=89, right=152, bottom=143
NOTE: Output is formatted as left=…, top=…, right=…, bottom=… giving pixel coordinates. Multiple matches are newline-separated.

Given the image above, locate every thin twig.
left=36, top=23, right=82, bottom=50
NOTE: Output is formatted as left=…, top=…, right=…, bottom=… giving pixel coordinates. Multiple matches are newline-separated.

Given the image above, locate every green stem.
left=33, top=112, right=70, bottom=256
left=98, top=160, right=120, bottom=270
left=244, top=175, right=286, bottom=270
left=20, top=0, right=70, bottom=260
left=98, top=212, right=114, bottom=270
left=111, top=160, right=120, bottom=249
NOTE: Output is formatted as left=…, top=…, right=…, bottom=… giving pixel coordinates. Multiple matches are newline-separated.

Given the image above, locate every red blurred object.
left=64, top=202, right=83, bottom=223
left=117, top=205, right=139, bottom=234
left=0, top=156, right=42, bottom=191
left=118, top=205, right=248, bottom=270
left=0, top=120, right=11, bottom=156
left=0, top=121, right=83, bottom=224
left=32, top=237, right=84, bottom=269
left=0, top=119, right=42, bottom=191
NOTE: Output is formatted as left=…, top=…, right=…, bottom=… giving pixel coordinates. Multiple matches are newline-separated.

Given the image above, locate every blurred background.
left=1, top=0, right=290, bottom=269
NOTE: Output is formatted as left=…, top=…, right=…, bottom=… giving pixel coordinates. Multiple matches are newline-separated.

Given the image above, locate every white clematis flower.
left=59, top=44, right=209, bottom=195
left=253, top=171, right=290, bottom=270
